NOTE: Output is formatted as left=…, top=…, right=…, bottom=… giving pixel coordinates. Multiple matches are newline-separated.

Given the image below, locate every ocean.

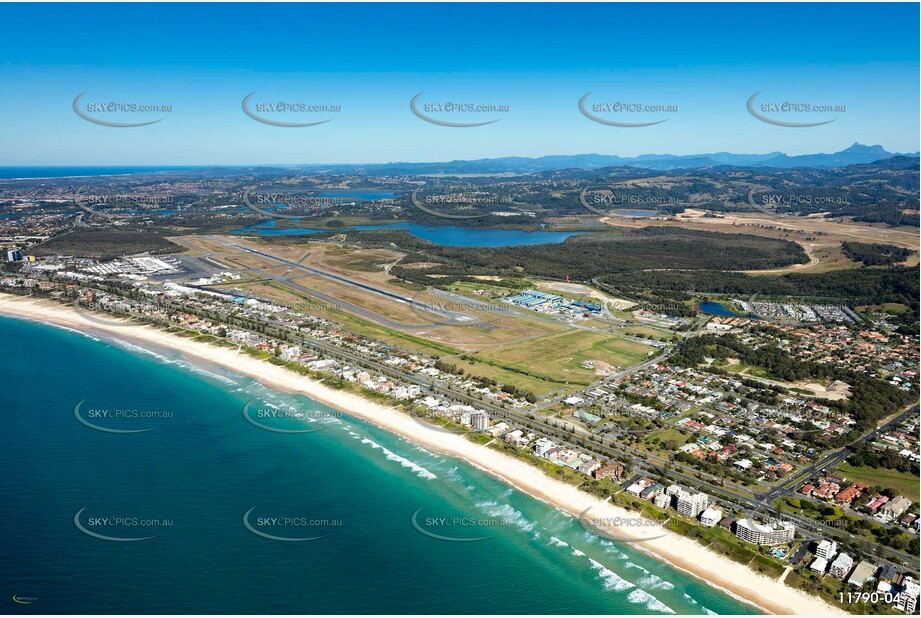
left=0, top=316, right=759, bottom=614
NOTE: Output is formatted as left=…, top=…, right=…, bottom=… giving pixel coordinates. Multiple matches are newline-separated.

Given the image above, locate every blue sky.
left=1, top=2, right=918, bottom=165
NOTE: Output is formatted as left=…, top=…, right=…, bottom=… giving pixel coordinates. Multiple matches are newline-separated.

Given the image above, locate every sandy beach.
left=0, top=293, right=844, bottom=615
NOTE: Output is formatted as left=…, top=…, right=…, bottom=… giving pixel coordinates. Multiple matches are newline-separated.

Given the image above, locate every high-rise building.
left=5, top=249, right=22, bottom=262
left=735, top=518, right=795, bottom=545
left=815, top=539, right=838, bottom=561
left=676, top=490, right=709, bottom=518
left=829, top=553, right=854, bottom=580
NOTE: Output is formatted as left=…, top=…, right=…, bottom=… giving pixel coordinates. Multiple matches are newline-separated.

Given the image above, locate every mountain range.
left=300, top=143, right=917, bottom=175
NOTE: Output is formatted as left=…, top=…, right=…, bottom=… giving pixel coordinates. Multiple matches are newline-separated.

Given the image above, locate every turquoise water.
left=0, top=316, right=759, bottom=614
left=235, top=220, right=585, bottom=247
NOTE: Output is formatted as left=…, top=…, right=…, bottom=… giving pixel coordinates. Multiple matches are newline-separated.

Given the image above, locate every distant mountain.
left=300, top=143, right=915, bottom=175
left=756, top=143, right=901, bottom=169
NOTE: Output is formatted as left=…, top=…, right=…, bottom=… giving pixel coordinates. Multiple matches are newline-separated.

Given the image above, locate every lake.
left=234, top=220, right=586, bottom=247
left=698, top=301, right=746, bottom=318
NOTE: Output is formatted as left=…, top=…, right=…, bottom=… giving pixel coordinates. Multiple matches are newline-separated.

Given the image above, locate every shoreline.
left=0, top=293, right=845, bottom=616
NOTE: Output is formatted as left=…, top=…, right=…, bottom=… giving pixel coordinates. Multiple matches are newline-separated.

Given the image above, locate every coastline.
left=0, top=293, right=845, bottom=616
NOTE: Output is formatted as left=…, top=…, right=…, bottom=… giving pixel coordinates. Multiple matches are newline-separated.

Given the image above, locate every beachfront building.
left=699, top=508, right=722, bottom=527
left=829, top=553, right=854, bottom=580
left=676, top=489, right=709, bottom=518
left=593, top=461, right=625, bottom=481
left=810, top=557, right=829, bottom=574
left=653, top=493, right=671, bottom=509
left=894, top=576, right=919, bottom=614
left=847, top=561, right=878, bottom=588
left=815, top=539, right=838, bottom=561
left=734, top=518, right=795, bottom=545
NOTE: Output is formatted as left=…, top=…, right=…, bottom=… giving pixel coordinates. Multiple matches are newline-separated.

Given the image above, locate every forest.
left=842, top=241, right=914, bottom=266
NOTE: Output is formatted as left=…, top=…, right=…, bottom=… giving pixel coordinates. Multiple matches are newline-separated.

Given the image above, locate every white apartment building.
left=676, top=490, right=709, bottom=518
left=816, top=539, right=838, bottom=561
left=735, top=518, right=795, bottom=545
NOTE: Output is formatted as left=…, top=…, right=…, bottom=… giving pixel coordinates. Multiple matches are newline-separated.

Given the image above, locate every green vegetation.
left=387, top=227, right=808, bottom=284
left=29, top=228, right=182, bottom=259
left=842, top=242, right=914, bottom=266
left=601, top=265, right=921, bottom=324
left=838, top=461, right=920, bottom=496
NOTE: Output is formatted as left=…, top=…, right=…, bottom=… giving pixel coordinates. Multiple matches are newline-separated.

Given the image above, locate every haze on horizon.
left=0, top=3, right=918, bottom=166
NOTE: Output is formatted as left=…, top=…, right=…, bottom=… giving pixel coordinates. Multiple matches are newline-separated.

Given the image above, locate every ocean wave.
left=572, top=548, right=586, bottom=557
left=627, top=588, right=675, bottom=614
left=176, top=361, right=239, bottom=385
left=588, top=558, right=634, bottom=593
left=110, top=338, right=240, bottom=385
left=110, top=338, right=175, bottom=362
left=38, top=321, right=102, bottom=342
left=359, top=437, right=437, bottom=479
left=625, top=561, right=649, bottom=574
left=476, top=503, right=535, bottom=533
left=638, top=573, right=675, bottom=591
left=548, top=536, right=569, bottom=548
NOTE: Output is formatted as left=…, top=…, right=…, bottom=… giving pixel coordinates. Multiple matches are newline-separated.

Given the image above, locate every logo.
left=242, top=507, right=335, bottom=542
left=73, top=186, right=172, bottom=221
left=578, top=92, right=672, bottom=127
left=746, top=187, right=849, bottom=213
left=72, top=92, right=169, bottom=127
left=242, top=185, right=346, bottom=219
left=241, top=399, right=338, bottom=434
left=409, top=290, right=512, bottom=328
left=578, top=185, right=677, bottom=216
left=410, top=508, right=497, bottom=542
left=241, top=92, right=339, bottom=127
left=746, top=92, right=842, bottom=128
left=74, top=507, right=168, bottom=542
left=409, top=92, right=506, bottom=127
left=73, top=400, right=163, bottom=434
left=12, top=596, right=37, bottom=605
left=578, top=506, right=668, bottom=543
left=409, top=187, right=491, bottom=220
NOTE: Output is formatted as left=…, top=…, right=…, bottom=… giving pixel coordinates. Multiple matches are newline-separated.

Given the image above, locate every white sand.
left=0, top=293, right=845, bottom=615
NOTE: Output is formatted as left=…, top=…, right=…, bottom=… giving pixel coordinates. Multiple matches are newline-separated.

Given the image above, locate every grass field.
left=837, top=462, right=920, bottom=497
left=647, top=427, right=691, bottom=447
left=473, top=330, right=653, bottom=387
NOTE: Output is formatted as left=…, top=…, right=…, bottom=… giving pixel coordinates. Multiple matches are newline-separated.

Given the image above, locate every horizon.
left=0, top=142, right=916, bottom=170
left=1, top=3, right=919, bottom=166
